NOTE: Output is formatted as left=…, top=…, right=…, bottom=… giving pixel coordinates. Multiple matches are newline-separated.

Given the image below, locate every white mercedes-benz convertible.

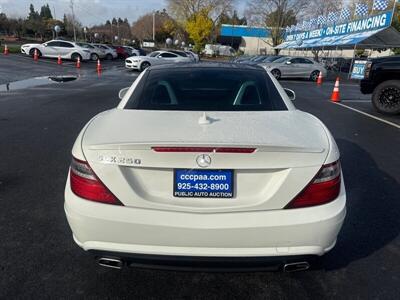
left=65, top=63, right=346, bottom=271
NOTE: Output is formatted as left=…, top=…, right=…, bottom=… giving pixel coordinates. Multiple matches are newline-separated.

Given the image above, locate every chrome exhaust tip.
left=98, top=257, right=123, bottom=269
left=283, top=261, right=310, bottom=272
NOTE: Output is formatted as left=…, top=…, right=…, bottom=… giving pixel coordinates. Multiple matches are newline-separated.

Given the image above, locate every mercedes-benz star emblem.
left=196, top=154, right=211, bottom=168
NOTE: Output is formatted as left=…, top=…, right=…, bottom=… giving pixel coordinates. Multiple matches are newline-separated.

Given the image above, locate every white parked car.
left=125, top=50, right=192, bottom=71
left=185, top=50, right=200, bottom=62
left=123, top=46, right=142, bottom=57
left=65, top=63, right=346, bottom=271
left=92, top=44, right=118, bottom=60
left=260, top=56, right=327, bottom=81
left=20, top=40, right=91, bottom=61
left=76, top=42, right=106, bottom=61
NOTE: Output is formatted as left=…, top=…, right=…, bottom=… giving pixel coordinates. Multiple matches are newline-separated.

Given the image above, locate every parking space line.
left=333, top=102, right=400, bottom=129
left=341, top=100, right=370, bottom=103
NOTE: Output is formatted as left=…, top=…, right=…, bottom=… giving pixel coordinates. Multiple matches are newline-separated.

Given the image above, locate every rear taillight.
left=70, top=157, right=122, bottom=205
left=286, top=161, right=341, bottom=209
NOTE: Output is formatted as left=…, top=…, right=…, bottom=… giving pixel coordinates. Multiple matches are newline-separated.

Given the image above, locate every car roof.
left=149, top=62, right=265, bottom=71
left=48, top=40, right=74, bottom=43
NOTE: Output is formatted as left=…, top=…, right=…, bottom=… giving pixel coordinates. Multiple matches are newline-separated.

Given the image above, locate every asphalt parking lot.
left=0, top=54, right=399, bottom=299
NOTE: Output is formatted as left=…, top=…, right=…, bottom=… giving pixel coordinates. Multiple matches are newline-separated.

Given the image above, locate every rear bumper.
left=65, top=177, right=346, bottom=259
left=90, top=250, right=318, bottom=271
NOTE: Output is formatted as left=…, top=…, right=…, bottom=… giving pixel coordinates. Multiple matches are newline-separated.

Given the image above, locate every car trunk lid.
left=81, top=109, right=329, bottom=212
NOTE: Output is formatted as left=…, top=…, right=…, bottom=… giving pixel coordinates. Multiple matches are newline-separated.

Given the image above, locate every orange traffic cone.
left=96, top=59, right=102, bottom=73
left=76, top=56, right=81, bottom=68
left=33, top=49, right=39, bottom=61
left=57, top=55, right=62, bottom=65
left=331, top=77, right=340, bottom=102
left=317, top=71, right=323, bottom=86
left=3, top=44, right=9, bottom=55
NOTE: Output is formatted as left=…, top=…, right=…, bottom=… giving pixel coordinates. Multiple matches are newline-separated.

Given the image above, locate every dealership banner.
left=285, top=11, right=392, bottom=43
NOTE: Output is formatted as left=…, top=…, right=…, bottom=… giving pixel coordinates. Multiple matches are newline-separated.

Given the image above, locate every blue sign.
left=351, top=60, right=368, bottom=79
left=220, top=25, right=271, bottom=38
left=174, top=169, right=233, bottom=198
left=285, top=11, right=392, bottom=42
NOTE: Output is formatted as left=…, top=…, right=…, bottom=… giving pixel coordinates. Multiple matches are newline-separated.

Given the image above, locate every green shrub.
left=0, top=45, right=21, bottom=54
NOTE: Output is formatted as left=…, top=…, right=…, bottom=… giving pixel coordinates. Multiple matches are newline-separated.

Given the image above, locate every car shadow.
left=316, top=138, right=400, bottom=271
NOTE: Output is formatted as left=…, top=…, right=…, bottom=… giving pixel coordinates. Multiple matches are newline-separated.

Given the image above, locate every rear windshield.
left=125, top=68, right=287, bottom=111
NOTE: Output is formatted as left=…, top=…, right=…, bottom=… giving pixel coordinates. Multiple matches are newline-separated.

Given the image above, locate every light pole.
left=69, top=0, right=77, bottom=42
left=83, top=27, right=87, bottom=41
left=152, top=12, right=156, bottom=41
left=152, top=10, right=161, bottom=42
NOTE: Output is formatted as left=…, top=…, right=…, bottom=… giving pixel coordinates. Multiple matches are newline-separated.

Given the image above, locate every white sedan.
left=260, top=57, right=327, bottom=81
left=125, top=50, right=193, bottom=71
left=92, top=44, right=118, bottom=60
left=65, top=63, right=346, bottom=271
left=20, top=40, right=91, bottom=61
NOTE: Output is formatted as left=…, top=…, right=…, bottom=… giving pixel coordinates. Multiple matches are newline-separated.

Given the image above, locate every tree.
left=131, top=11, right=180, bottom=43
left=246, top=0, right=307, bottom=53
left=167, top=0, right=234, bottom=24
left=186, top=8, right=213, bottom=52
left=392, top=2, right=400, bottom=54
left=63, top=13, right=82, bottom=39
left=28, top=4, right=40, bottom=21
left=304, top=0, right=342, bottom=18
left=40, top=4, right=53, bottom=20
left=218, top=10, right=247, bottom=26
left=26, top=4, right=44, bottom=39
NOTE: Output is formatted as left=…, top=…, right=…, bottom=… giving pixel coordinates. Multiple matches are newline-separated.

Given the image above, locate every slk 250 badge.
left=98, top=155, right=141, bottom=166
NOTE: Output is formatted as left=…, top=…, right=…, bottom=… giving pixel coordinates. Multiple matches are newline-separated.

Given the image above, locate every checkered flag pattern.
left=327, top=11, right=339, bottom=24
left=317, top=15, right=327, bottom=25
left=309, top=18, right=317, bottom=28
left=340, top=7, right=351, bottom=20
left=355, top=3, right=369, bottom=16
left=373, top=0, right=389, bottom=11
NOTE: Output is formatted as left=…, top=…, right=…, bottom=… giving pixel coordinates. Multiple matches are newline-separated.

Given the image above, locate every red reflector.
left=70, top=157, right=122, bottom=205
left=286, top=160, right=341, bottom=209
left=152, top=147, right=256, bottom=153
left=152, top=147, right=215, bottom=152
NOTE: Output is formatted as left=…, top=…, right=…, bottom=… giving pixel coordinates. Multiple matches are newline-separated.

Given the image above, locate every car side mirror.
left=118, top=87, right=129, bottom=100
left=285, top=61, right=291, bottom=65
left=43, top=44, right=48, bottom=47
left=284, top=88, right=296, bottom=101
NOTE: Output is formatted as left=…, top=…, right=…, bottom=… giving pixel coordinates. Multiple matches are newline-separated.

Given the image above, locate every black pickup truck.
left=360, top=56, right=400, bottom=115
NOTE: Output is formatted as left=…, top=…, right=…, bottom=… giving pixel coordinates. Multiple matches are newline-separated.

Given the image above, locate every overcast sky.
left=0, top=0, right=246, bottom=26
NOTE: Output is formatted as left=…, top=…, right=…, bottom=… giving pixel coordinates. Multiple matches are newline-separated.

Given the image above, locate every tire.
left=310, top=70, right=320, bottom=82
left=140, top=61, right=151, bottom=72
left=71, top=53, right=82, bottom=62
left=106, top=53, right=113, bottom=60
left=271, top=69, right=281, bottom=80
left=90, top=53, right=99, bottom=61
left=372, top=80, right=400, bottom=115
left=29, top=48, right=41, bottom=57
